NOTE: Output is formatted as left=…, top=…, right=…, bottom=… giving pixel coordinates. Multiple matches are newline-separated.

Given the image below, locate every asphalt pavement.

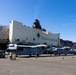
left=0, top=55, right=76, bottom=75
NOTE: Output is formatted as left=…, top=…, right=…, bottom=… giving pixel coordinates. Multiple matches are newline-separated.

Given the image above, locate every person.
left=9, top=52, right=13, bottom=60
left=36, top=52, right=38, bottom=59
left=13, top=53, right=16, bottom=60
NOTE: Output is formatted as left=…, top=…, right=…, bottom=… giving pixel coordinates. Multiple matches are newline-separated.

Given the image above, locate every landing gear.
left=59, top=54, right=60, bottom=56
left=36, top=52, right=39, bottom=58
left=29, top=54, right=31, bottom=57
left=65, top=54, right=67, bottom=56
left=37, top=54, right=39, bottom=57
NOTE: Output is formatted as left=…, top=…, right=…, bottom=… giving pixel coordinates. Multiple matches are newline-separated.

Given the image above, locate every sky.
left=0, top=0, right=76, bottom=42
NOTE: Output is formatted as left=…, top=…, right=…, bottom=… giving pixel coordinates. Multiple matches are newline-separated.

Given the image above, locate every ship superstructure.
left=9, top=19, right=60, bottom=47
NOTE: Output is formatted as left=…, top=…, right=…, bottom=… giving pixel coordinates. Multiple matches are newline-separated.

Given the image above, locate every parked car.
left=0, top=50, right=5, bottom=58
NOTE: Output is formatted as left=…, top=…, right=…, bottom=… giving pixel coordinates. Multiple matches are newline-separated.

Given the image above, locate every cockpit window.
left=8, top=44, right=14, bottom=47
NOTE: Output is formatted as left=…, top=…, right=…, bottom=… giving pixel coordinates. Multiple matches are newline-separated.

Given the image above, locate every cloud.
left=34, top=0, right=41, bottom=19
left=62, top=24, right=67, bottom=26
left=69, top=15, right=76, bottom=18
left=69, top=15, right=76, bottom=21
left=72, top=18, right=76, bottom=21
left=70, top=23, right=76, bottom=25
left=62, top=23, right=76, bottom=26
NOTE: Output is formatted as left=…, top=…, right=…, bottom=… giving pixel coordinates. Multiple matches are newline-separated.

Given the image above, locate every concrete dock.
left=0, top=55, right=76, bottom=75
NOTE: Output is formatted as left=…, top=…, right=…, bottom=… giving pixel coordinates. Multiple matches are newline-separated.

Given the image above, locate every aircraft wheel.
left=65, top=54, right=67, bottom=56
left=37, top=54, right=39, bottom=57
left=59, top=54, right=60, bottom=56
left=29, top=54, right=31, bottom=57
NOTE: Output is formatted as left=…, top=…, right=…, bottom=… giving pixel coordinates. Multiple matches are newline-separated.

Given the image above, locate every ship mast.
left=33, top=19, right=42, bottom=29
